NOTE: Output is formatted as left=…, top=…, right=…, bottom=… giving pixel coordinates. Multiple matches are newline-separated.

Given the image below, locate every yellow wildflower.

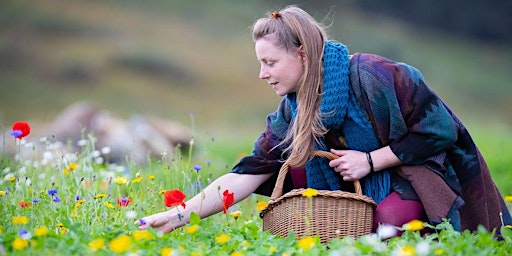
left=231, top=252, right=244, bottom=256
left=131, top=177, right=143, bottom=184
left=12, top=216, right=29, bottom=224
left=34, top=226, right=49, bottom=237
left=63, top=168, right=70, bottom=175
left=132, top=230, right=154, bottom=241
left=8, top=176, right=17, bottom=182
left=505, top=196, right=512, bottom=203
left=216, top=234, right=230, bottom=244
left=400, top=245, right=416, bottom=256
left=71, top=213, right=80, bottom=218
left=297, top=236, right=316, bottom=250
left=68, top=163, right=78, bottom=170
left=230, top=210, right=242, bottom=219
left=109, top=234, right=131, bottom=253
left=434, top=249, right=445, bottom=255
left=269, top=246, right=277, bottom=253
left=12, top=237, right=29, bottom=250
left=57, top=223, right=64, bottom=228
left=190, top=252, right=200, bottom=256
left=94, top=193, right=107, bottom=199
left=506, top=225, right=512, bottom=229
left=403, top=220, right=425, bottom=232
left=88, top=238, right=105, bottom=251
left=256, top=201, right=268, bottom=211
left=149, top=175, right=155, bottom=180
left=115, top=176, right=128, bottom=185
left=104, top=202, right=114, bottom=209
left=158, top=189, right=166, bottom=195
left=0, top=191, right=6, bottom=196
left=185, top=224, right=199, bottom=234
left=160, top=247, right=173, bottom=256
left=302, top=188, right=318, bottom=198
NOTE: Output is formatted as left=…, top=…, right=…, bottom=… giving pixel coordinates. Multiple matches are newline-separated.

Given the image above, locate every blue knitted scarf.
left=286, top=41, right=391, bottom=203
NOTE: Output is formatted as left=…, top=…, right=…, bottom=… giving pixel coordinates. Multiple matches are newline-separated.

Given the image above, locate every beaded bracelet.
left=366, top=152, right=374, bottom=173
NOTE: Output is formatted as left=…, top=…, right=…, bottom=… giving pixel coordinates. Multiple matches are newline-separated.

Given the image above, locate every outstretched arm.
left=137, top=172, right=273, bottom=233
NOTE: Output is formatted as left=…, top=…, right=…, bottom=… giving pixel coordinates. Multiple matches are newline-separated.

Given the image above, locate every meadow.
left=1, top=120, right=512, bottom=255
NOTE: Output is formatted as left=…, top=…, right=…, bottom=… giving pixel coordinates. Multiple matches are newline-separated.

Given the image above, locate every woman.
left=138, top=5, right=511, bottom=236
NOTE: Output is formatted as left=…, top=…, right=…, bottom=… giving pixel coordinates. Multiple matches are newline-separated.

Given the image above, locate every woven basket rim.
left=260, top=188, right=377, bottom=218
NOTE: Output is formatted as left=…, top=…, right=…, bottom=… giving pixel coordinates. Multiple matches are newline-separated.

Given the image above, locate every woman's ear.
left=297, top=45, right=307, bottom=64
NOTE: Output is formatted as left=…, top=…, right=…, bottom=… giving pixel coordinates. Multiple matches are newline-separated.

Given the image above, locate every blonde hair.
left=252, top=5, right=328, bottom=167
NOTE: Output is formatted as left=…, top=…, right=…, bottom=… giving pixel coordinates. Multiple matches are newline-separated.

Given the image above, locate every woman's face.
left=255, top=38, right=305, bottom=96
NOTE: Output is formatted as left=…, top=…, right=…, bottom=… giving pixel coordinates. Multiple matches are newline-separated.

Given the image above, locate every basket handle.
left=269, top=150, right=362, bottom=201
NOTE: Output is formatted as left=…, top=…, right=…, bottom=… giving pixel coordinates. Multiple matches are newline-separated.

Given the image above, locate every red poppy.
left=18, top=201, right=31, bottom=208
left=164, top=190, right=186, bottom=208
left=117, top=196, right=132, bottom=207
left=11, top=121, right=31, bottom=139
left=222, top=189, right=234, bottom=214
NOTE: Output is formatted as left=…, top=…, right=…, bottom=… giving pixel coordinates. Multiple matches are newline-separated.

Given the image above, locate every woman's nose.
left=259, top=67, right=270, bottom=79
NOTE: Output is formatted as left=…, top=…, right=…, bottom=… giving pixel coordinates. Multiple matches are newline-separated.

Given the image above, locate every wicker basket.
left=260, top=151, right=377, bottom=243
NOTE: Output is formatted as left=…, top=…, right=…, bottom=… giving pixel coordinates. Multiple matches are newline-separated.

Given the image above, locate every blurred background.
left=1, top=1, right=511, bottom=165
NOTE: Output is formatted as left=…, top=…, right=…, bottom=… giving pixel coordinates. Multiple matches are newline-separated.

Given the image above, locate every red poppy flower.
left=222, top=189, right=234, bottom=214
left=117, top=196, right=132, bottom=207
left=18, top=201, right=31, bottom=208
left=11, top=121, right=31, bottom=139
left=164, top=190, right=186, bottom=208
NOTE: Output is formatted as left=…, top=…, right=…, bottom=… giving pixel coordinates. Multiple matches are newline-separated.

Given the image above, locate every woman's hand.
left=328, top=149, right=370, bottom=181
left=137, top=210, right=178, bottom=233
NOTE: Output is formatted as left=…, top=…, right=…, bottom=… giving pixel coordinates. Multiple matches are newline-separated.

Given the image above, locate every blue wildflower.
left=10, top=130, right=22, bottom=138
left=32, top=198, right=40, bottom=203
left=138, top=218, right=147, bottom=225
left=47, top=188, right=58, bottom=197
left=52, top=196, right=61, bottom=203
left=193, top=165, right=202, bottom=172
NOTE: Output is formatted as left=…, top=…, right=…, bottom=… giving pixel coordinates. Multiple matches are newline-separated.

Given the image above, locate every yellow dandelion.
left=104, top=202, right=114, bottom=209
left=302, top=188, right=318, bottom=198
left=131, top=177, right=143, bottom=184
left=109, top=234, right=131, bottom=253
left=12, top=216, right=29, bottom=225
left=297, top=236, right=316, bottom=250
left=8, top=176, right=17, bottom=182
left=12, top=237, right=29, bottom=250
left=230, top=210, right=242, bottom=219
left=158, top=189, right=166, bottom=195
left=34, top=226, right=49, bottom=237
left=403, top=220, right=425, bottom=232
left=269, top=246, right=277, bottom=253
left=71, top=213, right=80, bottom=218
left=88, top=238, right=105, bottom=251
left=215, top=234, right=230, bottom=244
left=149, top=175, right=155, bottom=180
left=63, top=168, right=70, bottom=175
left=256, top=201, right=268, bottom=211
left=505, top=196, right=512, bottom=203
left=160, top=247, right=173, bottom=256
left=93, top=193, right=107, bottom=199
left=132, top=230, right=154, bottom=241
left=400, top=245, right=416, bottom=256
left=115, top=176, right=128, bottom=185
left=57, top=223, right=64, bottom=228
left=185, top=224, right=199, bottom=234
left=231, top=252, right=243, bottom=256
left=0, top=191, right=6, bottom=196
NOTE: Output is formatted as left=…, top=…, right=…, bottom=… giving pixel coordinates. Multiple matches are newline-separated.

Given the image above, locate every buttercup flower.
left=131, top=177, right=143, bottom=184
left=10, top=121, right=31, bottom=139
left=230, top=210, right=242, bottom=219
left=185, top=224, right=199, bottom=234
left=104, top=202, right=114, bottom=209
left=109, top=234, right=131, bottom=253
left=94, top=193, right=107, bottom=199
left=256, top=201, right=268, bottom=211
left=88, top=238, right=105, bottom=251
left=34, top=226, right=49, bottom=237
left=302, top=188, right=318, bottom=198
left=403, top=220, right=425, bottom=232
left=12, top=237, right=29, bottom=250
left=297, top=236, right=316, bottom=250
left=164, top=189, right=186, bottom=208
left=216, top=234, right=230, bottom=244
left=132, top=230, right=154, bottom=241
left=222, top=189, right=234, bottom=214
left=12, top=216, right=29, bottom=224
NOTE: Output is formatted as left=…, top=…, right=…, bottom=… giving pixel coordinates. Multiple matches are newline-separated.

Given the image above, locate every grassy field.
left=1, top=0, right=511, bottom=194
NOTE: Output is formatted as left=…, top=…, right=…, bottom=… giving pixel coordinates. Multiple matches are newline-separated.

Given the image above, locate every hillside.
left=1, top=0, right=511, bottom=138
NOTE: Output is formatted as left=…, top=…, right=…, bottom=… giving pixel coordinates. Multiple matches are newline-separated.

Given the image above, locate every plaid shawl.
left=231, top=52, right=512, bottom=234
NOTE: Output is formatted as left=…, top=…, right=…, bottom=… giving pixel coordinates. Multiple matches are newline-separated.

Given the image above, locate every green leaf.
left=189, top=211, right=201, bottom=225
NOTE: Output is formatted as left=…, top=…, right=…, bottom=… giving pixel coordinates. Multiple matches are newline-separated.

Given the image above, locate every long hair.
left=252, top=5, right=328, bottom=167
